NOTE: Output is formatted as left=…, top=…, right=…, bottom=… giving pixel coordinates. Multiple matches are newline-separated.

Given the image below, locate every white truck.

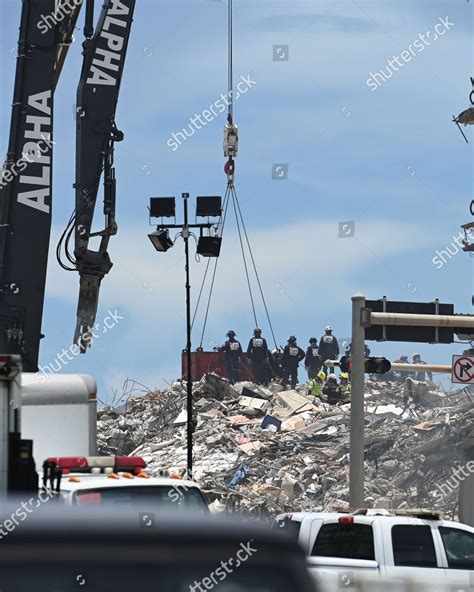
left=273, top=510, right=474, bottom=591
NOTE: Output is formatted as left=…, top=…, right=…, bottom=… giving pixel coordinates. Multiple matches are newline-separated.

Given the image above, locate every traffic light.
left=339, top=355, right=391, bottom=374
left=339, top=356, right=352, bottom=372
left=365, top=357, right=391, bottom=373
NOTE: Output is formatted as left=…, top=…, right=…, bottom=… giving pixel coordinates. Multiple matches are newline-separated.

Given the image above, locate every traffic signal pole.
left=350, top=293, right=366, bottom=508
left=348, top=299, right=474, bottom=509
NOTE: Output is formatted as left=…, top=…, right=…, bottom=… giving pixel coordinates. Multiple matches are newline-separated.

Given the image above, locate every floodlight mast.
left=147, top=193, right=222, bottom=478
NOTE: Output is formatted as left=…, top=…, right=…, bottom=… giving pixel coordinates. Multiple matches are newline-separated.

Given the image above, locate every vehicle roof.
left=59, top=474, right=202, bottom=492
left=275, top=511, right=474, bottom=531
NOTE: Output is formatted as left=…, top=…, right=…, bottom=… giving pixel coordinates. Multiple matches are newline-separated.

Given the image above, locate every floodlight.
left=148, top=229, right=174, bottom=252
left=149, top=197, right=176, bottom=218
left=196, top=236, right=222, bottom=257
left=196, top=196, right=222, bottom=217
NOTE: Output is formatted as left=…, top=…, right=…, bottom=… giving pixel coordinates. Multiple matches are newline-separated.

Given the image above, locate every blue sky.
left=1, top=0, right=472, bottom=400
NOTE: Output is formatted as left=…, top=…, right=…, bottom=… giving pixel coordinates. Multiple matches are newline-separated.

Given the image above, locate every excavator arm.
left=71, top=0, right=135, bottom=351
left=0, top=0, right=82, bottom=371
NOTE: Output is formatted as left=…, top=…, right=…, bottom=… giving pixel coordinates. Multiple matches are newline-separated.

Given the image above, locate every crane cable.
left=230, top=184, right=278, bottom=349
left=192, top=185, right=231, bottom=346
left=192, top=0, right=278, bottom=349
left=231, top=188, right=258, bottom=328
left=227, top=0, right=233, bottom=123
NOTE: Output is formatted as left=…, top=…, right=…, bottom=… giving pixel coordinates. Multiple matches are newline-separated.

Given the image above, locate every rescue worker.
left=218, top=330, right=242, bottom=384
left=318, top=326, right=340, bottom=374
left=323, top=374, right=343, bottom=405
left=344, top=342, right=371, bottom=358
left=393, top=354, right=412, bottom=380
left=412, top=353, right=432, bottom=382
left=305, top=337, right=322, bottom=380
left=269, top=348, right=284, bottom=381
left=308, top=370, right=326, bottom=398
left=282, top=336, right=305, bottom=388
left=339, top=372, right=351, bottom=402
left=247, top=328, right=268, bottom=385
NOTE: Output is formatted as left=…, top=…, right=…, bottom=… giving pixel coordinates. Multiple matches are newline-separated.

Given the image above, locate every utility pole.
left=349, top=293, right=366, bottom=508
left=182, top=193, right=193, bottom=479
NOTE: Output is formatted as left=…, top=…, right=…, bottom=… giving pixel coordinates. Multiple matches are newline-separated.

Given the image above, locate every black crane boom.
left=0, top=0, right=82, bottom=371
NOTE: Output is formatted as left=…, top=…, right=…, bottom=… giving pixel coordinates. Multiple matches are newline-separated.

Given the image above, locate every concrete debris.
left=97, top=373, right=473, bottom=519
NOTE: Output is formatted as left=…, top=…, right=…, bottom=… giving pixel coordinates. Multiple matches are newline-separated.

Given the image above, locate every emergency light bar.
left=45, top=456, right=147, bottom=475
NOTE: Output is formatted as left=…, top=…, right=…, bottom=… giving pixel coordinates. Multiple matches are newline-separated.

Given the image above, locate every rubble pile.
left=97, top=374, right=474, bottom=518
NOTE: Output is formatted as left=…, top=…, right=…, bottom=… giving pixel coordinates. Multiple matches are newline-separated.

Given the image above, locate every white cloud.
left=46, top=216, right=439, bottom=328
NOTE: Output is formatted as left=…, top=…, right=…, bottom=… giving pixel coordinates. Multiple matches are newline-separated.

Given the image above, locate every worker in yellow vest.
left=308, top=370, right=326, bottom=398
left=339, top=372, right=351, bottom=403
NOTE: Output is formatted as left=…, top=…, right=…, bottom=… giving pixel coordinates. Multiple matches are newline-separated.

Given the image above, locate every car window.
left=392, top=525, right=437, bottom=567
left=74, top=486, right=208, bottom=513
left=312, top=523, right=375, bottom=560
left=271, top=518, right=301, bottom=540
left=439, top=527, right=474, bottom=570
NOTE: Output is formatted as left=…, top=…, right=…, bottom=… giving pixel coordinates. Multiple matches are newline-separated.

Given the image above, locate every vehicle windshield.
left=74, top=485, right=208, bottom=513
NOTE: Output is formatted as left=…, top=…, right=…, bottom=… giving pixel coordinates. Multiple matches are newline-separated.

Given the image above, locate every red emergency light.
left=338, top=516, right=355, bottom=524
left=45, top=456, right=147, bottom=475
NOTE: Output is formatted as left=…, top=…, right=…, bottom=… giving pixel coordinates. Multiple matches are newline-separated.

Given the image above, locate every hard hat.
left=413, top=352, right=420, bottom=357
left=325, top=325, right=333, bottom=332
left=227, top=330, right=236, bottom=337
left=288, top=335, right=296, bottom=342
left=254, top=327, right=262, bottom=334
left=317, top=371, right=326, bottom=381
left=271, top=348, right=279, bottom=355
left=309, top=337, right=317, bottom=343
left=328, top=374, right=337, bottom=382
left=340, top=372, right=349, bottom=380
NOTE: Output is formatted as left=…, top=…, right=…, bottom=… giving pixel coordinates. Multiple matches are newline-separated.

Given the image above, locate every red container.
left=181, top=351, right=254, bottom=382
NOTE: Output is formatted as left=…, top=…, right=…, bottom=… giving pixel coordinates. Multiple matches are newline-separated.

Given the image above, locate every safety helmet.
left=317, top=371, right=326, bottom=381
left=340, top=372, right=349, bottom=380
left=325, top=325, right=333, bottom=332
left=327, top=374, right=337, bottom=382
left=254, top=327, right=262, bottom=335
left=288, top=335, right=296, bottom=342
left=309, top=337, right=317, bottom=344
left=271, top=348, right=280, bottom=355
left=227, top=330, right=236, bottom=337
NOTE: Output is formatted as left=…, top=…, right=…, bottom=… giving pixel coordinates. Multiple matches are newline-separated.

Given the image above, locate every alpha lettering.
left=87, top=1, right=130, bottom=86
